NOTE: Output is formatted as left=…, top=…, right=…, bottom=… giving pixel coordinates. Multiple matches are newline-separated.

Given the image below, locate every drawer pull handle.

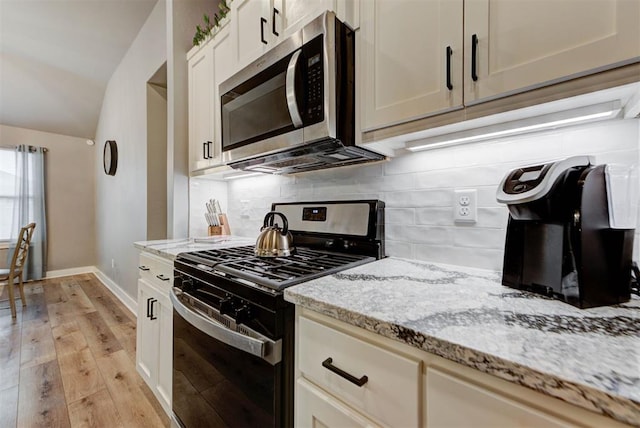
left=322, top=357, right=368, bottom=387
left=138, top=265, right=150, bottom=271
left=156, top=274, right=170, bottom=281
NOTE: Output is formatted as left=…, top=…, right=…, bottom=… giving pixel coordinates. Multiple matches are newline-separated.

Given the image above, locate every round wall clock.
left=103, top=140, right=118, bottom=176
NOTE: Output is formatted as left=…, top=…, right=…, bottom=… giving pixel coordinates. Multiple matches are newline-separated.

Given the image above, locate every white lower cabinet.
left=296, top=378, right=380, bottom=428
left=296, top=314, right=421, bottom=427
left=426, top=368, right=570, bottom=427
left=136, top=252, right=173, bottom=416
left=295, top=309, right=632, bottom=428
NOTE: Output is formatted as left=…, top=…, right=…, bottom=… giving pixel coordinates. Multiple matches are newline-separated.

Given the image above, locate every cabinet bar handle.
left=446, top=46, right=453, bottom=90
left=156, top=274, right=170, bottom=281
left=138, top=265, right=150, bottom=271
left=260, top=17, right=267, bottom=44
left=272, top=8, right=279, bottom=36
left=202, top=141, right=207, bottom=159
left=471, top=34, right=478, bottom=82
left=322, top=357, right=368, bottom=387
left=146, top=297, right=152, bottom=318
left=150, top=298, right=157, bottom=320
left=206, top=140, right=213, bottom=159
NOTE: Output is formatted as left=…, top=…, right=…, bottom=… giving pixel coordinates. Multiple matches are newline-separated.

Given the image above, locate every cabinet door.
left=273, top=0, right=335, bottom=39
left=360, top=0, right=463, bottom=132
left=231, top=0, right=272, bottom=68
left=296, top=378, right=381, bottom=428
left=155, top=292, right=173, bottom=415
left=136, top=278, right=159, bottom=387
left=464, top=0, right=640, bottom=104
left=427, top=368, right=572, bottom=427
left=188, top=43, right=214, bottom=172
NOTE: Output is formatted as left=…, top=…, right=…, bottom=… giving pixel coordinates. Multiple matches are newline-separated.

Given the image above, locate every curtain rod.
left=0, top=144, right=48, bottom=152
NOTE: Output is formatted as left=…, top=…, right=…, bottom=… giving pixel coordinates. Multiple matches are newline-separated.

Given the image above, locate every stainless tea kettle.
left=255, top=211, right=295, bottom=257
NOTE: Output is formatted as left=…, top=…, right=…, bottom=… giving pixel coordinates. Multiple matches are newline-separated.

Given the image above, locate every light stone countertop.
left=284, top=257, right=640, bottom=426
left=134, top=236, right=255, bottom=260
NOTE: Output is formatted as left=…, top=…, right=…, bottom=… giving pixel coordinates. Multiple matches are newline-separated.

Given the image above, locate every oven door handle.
left=170, top=289, right=282, bottom=365
left=285, top=49, right=303, bottom=128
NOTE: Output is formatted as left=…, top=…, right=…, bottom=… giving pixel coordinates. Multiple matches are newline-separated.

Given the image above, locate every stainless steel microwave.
left=219, top=11, right=384, bottom=174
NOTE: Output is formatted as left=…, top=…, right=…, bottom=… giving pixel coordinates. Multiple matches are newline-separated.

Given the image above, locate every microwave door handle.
left=285, top=49, right=303, bottom=128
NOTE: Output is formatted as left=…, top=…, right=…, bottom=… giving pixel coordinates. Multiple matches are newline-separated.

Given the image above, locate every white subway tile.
left=415, top=207, right=453, bottom=226
left=386, top=225, right=451, bottom=244
left=385, top=189, right=453, bottom=207
left=385, top=240, right=413, bottom=259
left=413, top=244, right=503, bottom=271
left=476, top=207, right=510, bottom=228
left=386, top=208, right=415, bottom=224
left=453, top=228, right=506, bottom=249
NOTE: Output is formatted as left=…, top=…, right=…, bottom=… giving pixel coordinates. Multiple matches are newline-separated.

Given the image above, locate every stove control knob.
left=219, top=296, right=234, bottom=316
left=234, top=305, right=252, bottom=325
left=180, top=278, right=193, bottom=292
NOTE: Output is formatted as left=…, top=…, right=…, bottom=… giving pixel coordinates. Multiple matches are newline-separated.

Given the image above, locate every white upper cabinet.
left=360, top=0, right=464, bottom=132
left=360, top=0, right=640, bottom=134
left=231, top=0, right=358, bottom=69
left=464, top=0, right=640, bottom=104
left=188, top=42, right=215, bottom=172
left=231, top=0, right=272, bottom=68
left=188, top=22, right=234, bottom=174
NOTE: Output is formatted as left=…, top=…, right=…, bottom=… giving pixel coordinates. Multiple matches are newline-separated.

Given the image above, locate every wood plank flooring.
left=0, top=273, right=169, bottom=428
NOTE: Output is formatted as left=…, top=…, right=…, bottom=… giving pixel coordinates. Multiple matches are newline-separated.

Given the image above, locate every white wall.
left=94, top=1, right=166, bottom=299
left=225, top=119, right=640, bottom=271
left=0, top=124, right=96, bottom=272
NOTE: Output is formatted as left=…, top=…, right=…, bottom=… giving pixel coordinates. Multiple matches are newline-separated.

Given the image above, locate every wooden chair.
left=0, top=223, right=36, bottom=318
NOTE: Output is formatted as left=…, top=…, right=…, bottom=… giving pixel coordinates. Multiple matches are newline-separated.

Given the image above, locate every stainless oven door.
left=170, top=290, right=282, bottom=428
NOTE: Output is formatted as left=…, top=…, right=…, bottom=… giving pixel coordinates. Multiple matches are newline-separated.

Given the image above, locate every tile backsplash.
left=193, top=119, right=640, bottom=271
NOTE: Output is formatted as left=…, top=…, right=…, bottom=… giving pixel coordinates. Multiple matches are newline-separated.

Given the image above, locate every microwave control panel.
left=303, top=35, right=324, bottom=124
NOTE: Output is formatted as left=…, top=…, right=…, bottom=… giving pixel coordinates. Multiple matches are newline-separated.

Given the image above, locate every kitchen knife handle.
left=322, top=357, right=368, bottom=387
left=471, top=34, right=478, bottom=82
left=446, top=46, right=453, bottom=90
left=260, top=17, right=267, bottom=44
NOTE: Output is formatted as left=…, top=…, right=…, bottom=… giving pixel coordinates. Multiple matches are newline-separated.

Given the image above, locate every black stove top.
left=177, top=245, right=374, bottom=291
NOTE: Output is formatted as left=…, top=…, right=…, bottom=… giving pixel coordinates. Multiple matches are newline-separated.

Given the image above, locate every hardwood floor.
left=0, top=273, right=170, bottom=428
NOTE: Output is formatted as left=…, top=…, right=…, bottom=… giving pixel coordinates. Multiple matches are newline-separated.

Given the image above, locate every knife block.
left=207, top=226, right=222, bottom=236
left=218, top=214, right=231, bottom=235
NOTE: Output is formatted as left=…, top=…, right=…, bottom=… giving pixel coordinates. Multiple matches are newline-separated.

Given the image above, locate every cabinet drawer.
left=138, top=252, right=173, bottom=288
left=298, top=316, right=421, bottom=427
left=427, top=368, right=573, bottom=427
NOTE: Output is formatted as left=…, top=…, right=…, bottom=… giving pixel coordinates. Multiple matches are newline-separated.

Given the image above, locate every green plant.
left=192, top=0, right=233, bottom=47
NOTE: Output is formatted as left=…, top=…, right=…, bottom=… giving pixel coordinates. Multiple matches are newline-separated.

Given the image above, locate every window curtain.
left=9, top=145, right=47, bottom=280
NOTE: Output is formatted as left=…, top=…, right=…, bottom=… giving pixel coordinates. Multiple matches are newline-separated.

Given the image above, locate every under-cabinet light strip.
left=406, top=101, right=621, bottom=152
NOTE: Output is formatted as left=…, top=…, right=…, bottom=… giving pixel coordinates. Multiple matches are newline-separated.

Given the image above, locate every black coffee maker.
left=497, top=156, right=635, bottom=308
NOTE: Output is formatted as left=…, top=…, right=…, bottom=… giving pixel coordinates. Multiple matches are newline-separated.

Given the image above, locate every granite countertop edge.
left=284, top=268, right=640, bottom=427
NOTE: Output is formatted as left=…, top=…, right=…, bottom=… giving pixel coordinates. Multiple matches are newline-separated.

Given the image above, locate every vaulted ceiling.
left=0, top=0, right=158, bottom=139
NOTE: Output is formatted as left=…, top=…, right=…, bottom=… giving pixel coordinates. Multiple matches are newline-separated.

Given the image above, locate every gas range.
left=176, top=245, right=375, bottom=291
left=171, top=200, right=384, bottom=428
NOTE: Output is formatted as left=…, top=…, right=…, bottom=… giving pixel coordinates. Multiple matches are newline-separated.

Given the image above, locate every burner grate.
left=176, top=245, right=374, bottom=290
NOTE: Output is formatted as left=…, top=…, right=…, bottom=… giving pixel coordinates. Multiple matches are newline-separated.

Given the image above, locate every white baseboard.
left=92, top=269, right=137, bottom=317
left=45, top=266, right=96, bottom=278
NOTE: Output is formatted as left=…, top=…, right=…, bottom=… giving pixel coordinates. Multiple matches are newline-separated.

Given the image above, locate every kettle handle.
left=262, top=211, right=289, bottom=235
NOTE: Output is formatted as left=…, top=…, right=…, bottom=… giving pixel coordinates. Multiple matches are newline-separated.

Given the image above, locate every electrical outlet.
left=454, top=189, right=477, bottom=223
